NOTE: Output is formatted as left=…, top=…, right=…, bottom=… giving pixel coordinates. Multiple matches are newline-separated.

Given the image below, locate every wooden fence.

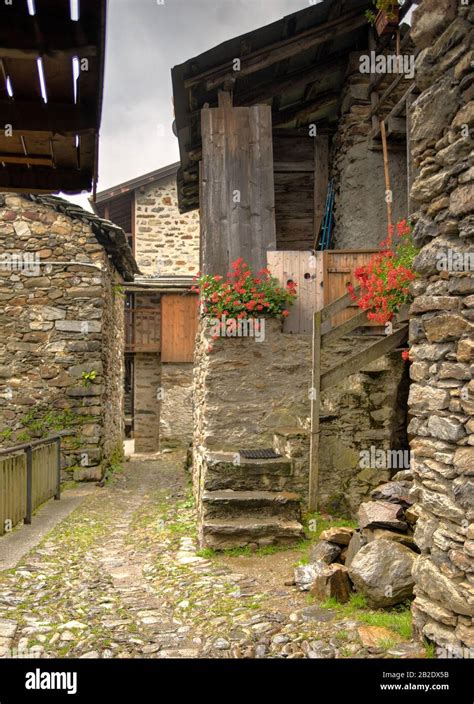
left=0, top=435, right=61, bottom=536
left=267, top=249, right=379, bottom=333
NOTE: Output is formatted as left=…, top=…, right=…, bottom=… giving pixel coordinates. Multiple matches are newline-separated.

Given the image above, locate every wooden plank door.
left=161, top=294, right=199, bottom=363
left=323, top=250, right=378, bottom=326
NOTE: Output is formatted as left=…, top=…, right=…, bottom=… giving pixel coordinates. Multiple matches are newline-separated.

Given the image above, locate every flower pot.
left=375, top=7, right=400, bottom=36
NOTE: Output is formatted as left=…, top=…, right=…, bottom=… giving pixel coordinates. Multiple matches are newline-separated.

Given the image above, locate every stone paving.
left=0, top=452, right=424, bottom=659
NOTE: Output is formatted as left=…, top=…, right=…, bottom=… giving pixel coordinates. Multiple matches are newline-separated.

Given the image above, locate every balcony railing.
left=125, top=307, right=161, bottom=353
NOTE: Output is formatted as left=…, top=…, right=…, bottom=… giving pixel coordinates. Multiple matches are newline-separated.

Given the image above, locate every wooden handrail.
left=308, top=286, right=409, bottom=511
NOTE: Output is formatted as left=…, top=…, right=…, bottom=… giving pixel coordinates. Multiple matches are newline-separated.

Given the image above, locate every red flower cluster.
left=348, top=219, right=417, bottom=325
left=192, top=257, right=297, bottom=320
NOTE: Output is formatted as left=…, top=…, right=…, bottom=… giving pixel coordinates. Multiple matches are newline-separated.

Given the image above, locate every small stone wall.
left=193, top=319, right=408, bottom=514
left=134, top=175, right=200, bottom=277
left=0, top=194, right=125, bottom=479
left=160, top=363, right=193, bottom=449
left=331, top=52, right=408, bottom=249
left=407, top=1, right=474, bottom=655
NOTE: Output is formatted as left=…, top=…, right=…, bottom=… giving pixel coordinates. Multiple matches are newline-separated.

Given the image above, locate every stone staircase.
left=199, top=454, right=305, bottom=549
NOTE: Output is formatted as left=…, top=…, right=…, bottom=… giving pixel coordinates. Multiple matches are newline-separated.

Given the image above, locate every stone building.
left=407, top=0, right=474, bottom=656
left=0, top=193, right=138, bottom=480
left=92, top=163, right=200, bottom=452
left=171, top=0, right=416, bottom=548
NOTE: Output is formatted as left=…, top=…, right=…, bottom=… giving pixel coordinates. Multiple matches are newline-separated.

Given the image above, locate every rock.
left=371, top=481, right=414, bottom=508
left=410, top=77, right=460, bottom=147
left=0, top=620, right=17, bottom=639
left=344, top=530, right=366, bottom=568
left=427, top=415, right=466, bottom=442
left=405, top=506, right=420, bottom=525
left=310, top=564, right=352, bottom=604
left=349, top=540, right=416, bottom=607
left=309, top=540, right=341, bottom=565
left=318, top=527, right=354, bottom=546
left=424, top=314, right=471, bottom=343
left=293, top=562, right=326, bottom=591
left=358, top=501, right=408, bottom=531
left=410, top=0, right=457, bottom=49
left=296, top=606, right=335, bottom=624
left=213, top=638, right=230, bottom=650
left=413, top=557, right=474, bottom=616
left=453, top=447, right=474, bottom=473
left=392, top=470, right=414, bottom=482
left=357, top=625, right=402, bottom=649
left=362, top=528, right=419, bottom=552
left=306, top=640, right=336, bottom=658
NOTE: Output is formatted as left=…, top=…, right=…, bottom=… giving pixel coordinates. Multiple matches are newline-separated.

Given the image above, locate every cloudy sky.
left=68, top=0, right=315, bottom=210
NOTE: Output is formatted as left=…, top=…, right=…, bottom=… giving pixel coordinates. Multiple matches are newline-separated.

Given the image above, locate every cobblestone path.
left=0, top=452, right=423, bottom=659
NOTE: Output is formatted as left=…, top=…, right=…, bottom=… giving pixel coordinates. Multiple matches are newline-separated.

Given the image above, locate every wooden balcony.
left=125, top=308, right=160, bottom=353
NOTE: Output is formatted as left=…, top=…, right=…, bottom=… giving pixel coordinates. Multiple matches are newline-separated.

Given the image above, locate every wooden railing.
left=125, top=307, right=160, bottom=353
left=308, top=288, right=408, bottom=511
left=0, top=435, right=61, bottom=536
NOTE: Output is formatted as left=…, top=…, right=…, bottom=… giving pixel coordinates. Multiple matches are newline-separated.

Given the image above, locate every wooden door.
left=161, top=294, right=199, bottom=363
left=323, top=250, right=378, bottom=327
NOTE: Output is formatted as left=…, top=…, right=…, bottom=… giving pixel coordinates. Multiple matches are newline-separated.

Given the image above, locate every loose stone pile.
left=294, top=472, right=420, bottom=609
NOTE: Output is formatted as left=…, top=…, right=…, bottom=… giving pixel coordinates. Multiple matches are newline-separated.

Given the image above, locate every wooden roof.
left=0, top=0, right=107, bottom=195
left=172, top=0, right=372, bottom=213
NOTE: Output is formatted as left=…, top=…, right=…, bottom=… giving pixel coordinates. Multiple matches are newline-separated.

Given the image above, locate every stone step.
left=202, top=489, right=302, bottom=521
left=201, top=517, right=305, bottom=550
left=204, top=455, right=294, bottom=492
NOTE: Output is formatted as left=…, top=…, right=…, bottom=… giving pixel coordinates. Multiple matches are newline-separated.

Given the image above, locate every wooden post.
left=380, top=120, right=393, bottom=235
left=25, top=447, right=32, bottom=525
left=308, top=309, right=322, bottom=512
left=200, top=96, right=276, bottom=275
left=54, top=438, right=61, bottom=500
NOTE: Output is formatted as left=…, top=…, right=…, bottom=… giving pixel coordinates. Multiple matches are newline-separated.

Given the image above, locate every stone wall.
left=0, top=194, right=125, bottom=480
left=160, top=363, right=193, bottom=449
left=134, top=175, right=200, bottom=277
left=331, top=52, right=408, bottom=249
left=408, top=1, right=474, bottom=655
left=193, top=319, right=408, bottom=513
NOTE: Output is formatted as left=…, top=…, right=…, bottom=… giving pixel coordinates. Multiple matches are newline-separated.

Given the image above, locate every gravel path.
left=0, top=452, right=423, bottom=659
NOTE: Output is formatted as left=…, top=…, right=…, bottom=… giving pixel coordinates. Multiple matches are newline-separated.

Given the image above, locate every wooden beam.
left=0, top=154, right=53, bottom=166
left=371, top=82, right=417, bottom=140
left=321, top=287, right=360, bottom=323
left=0, top=166, right=92, bottom=193
left=321, top=325, right=408, bottom=391
left=321, top=309, right=368, bottom=348
left=380, top=120, right=393, bottom=235
left=0, top=45, right=97, bottom=60
left=1, top=102, right=97, bottom=134
left=232, top=55, right=347, bottom=107
left=185, top=9, right=367, bottom=92
left=308, top=310, right=322, bottom=512
left=273, top=92, right=339, bottom=127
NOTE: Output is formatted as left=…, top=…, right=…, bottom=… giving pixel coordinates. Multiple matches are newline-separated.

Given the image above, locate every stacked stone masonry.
left=193, top=319, right=409, bottom=528
left=408, top=0, right=474, bottom=655
left=0, top=194, right=125, bottom=480
left=134, top=175, right=200, bottom=277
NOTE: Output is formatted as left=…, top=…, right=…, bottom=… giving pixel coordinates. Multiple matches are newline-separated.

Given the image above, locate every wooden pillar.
left=200, top=92, right=276, bottom=275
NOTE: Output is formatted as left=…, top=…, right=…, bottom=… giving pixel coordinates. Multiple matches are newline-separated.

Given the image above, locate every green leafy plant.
left=365, top=0, right=402, bottom=25
left=81, top=370, right=97, bottom=387
left=192, top=257, right=297, bottom=321
left=348, top=219, right=418, bottom=325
